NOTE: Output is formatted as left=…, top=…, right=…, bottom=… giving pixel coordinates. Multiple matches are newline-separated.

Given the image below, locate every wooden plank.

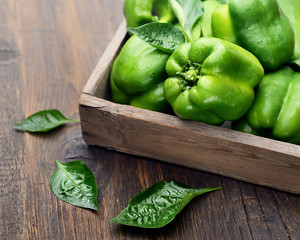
left=252, top=187, right=299, bottom=239
left=11, top=0, right=124, bottom=239
left=79, top=93, right=300, bottom=194
left=0, top=1, right=27, bottom=239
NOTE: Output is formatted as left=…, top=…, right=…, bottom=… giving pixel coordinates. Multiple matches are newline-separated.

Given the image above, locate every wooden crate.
left=79, top=21, right=300, bottom=194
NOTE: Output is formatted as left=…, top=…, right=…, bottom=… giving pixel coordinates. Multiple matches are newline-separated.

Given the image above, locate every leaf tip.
left=209, top=186, right=222, bottom=192
left=92, top=205, right=100, bottom=211
left=107, top=218, right=117, bottom=223
left=13, top=124, right=23, bottom=131
left=55, top=160, right=63, bottom=168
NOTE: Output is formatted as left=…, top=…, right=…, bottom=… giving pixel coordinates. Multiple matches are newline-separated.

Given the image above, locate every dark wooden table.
left=1, top=0, right=299, bottom=239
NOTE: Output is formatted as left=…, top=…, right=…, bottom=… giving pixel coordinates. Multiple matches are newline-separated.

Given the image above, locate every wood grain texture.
left=0, top=1, right=26, bottom=239
left=1, top=0, right=299, bottom=239
left=80, top=93, right=300, bottom=194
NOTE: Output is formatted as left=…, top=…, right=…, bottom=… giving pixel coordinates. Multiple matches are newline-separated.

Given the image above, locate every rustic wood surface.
left=0, top=0, right=299, bottom=239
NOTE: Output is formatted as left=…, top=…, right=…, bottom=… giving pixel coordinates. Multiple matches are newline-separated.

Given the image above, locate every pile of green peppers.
left=110, top=0, right=300, bottom=144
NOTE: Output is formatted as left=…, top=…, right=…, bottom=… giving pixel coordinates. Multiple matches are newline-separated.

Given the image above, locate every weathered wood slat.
left=80, top=94, right=300, bottom=193
left=0, top=2, right=27, bottom=239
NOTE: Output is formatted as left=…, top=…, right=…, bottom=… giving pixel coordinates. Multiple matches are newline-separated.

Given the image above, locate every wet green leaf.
left=14, top=109, right=80, bottom=132
left=109, top=181, right=220, bottom=228
left=50, top=160, right=99, bottom=211
left=169, top=0, right=204, bottom=41
left=128, top=22, right=185, bottom=54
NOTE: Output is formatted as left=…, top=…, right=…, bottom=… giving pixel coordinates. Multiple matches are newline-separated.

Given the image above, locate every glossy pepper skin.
left=123, top=0, right=175, bottom=28
left=212, top=0, right=295, bottom=70
left=110, top=36, right=170, bottom=112
left=246, top=67, right=300, bottom=144
left=163, top=37, right=264, bottom=125
left=232, top=116, right=269, bottom=137
left=211, top=4, right=238, bottom=44
left=277, top=0, right=300, bottom=66
left=199, top=0, right=222, bottom=38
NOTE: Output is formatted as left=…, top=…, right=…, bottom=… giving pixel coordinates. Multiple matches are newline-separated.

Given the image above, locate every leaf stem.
left=69, top=119, right=80, bottom=122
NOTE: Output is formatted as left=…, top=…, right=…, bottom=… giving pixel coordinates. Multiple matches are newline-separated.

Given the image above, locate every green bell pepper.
left=123, top=0, right=175, bottom=28
left=163, top=37, right=264, bottom=125
left=246, top=67, right=300, bottom=144
left=212, top=0, right=295, bottom=70
left=277, top=0, right=300, bottom=66
left=110, top=35, right=170, bottom=112
left=232, top=116, right=269, bottom=137
left=199, top=0, right=222, bottom=38
left=211, top=4, right=238, bottom=44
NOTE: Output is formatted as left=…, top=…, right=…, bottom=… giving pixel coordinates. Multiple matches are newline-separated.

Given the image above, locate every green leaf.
left=50, top=160, right=99, bottom=211
left=109, top=181, right=221, bottom=228
left=14, top=109, right=80, bottom=132
left=169, top=0, right=204, bottom=41
left=128, top=22, right=186, bottom=54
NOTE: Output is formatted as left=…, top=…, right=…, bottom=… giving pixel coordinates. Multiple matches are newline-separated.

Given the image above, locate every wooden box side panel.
left=79, top=94, right=300, bottom=194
